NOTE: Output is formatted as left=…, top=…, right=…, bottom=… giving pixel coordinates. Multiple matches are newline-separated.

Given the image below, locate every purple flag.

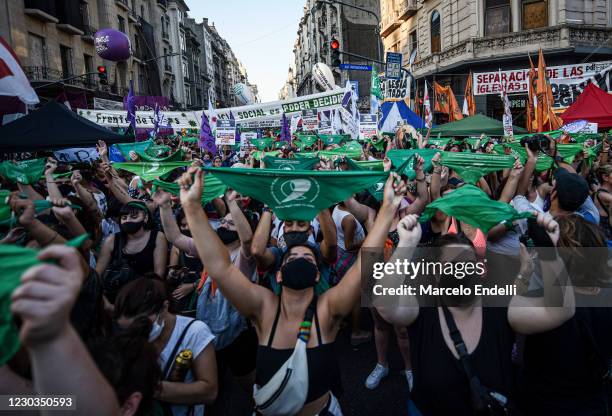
left=280, top=113, right=291, bottom=142
left=126, top=80, right=136, bottom=132
left=199, top=111, right=216, bottom=154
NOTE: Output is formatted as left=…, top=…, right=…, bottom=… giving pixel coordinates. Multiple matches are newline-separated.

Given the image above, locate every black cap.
left=553, top=168, right=589, bottom=212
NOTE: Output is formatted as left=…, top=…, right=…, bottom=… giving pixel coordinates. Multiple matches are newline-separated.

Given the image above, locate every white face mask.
left=148, top=313, right=165, bottom=343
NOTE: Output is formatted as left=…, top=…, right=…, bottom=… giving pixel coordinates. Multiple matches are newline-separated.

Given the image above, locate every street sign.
left=339, top=63, right=373, bottom=71
left=350, top=81, right=359, bottom=98
left=385, top=52, right=403, bottom=80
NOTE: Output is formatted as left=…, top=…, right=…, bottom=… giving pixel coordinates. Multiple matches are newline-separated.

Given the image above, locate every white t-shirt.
left=332, top=205, right=365, bottom=251
left=160, top=316, right=215, bottom=416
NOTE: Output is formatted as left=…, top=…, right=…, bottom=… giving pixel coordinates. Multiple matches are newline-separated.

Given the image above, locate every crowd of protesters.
left=1, top=125, right=611, bottom=416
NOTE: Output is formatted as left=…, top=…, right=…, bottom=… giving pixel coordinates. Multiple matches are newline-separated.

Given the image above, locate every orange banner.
left=434, top=82, right=463, bottom=122
left=464, top=72, right=476, bottom=116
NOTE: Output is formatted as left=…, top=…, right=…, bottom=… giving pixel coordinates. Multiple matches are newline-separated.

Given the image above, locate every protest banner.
left=216, top=119, right=236, bottom=145
left=473, top=60, right=612, bottom=108
left=54, top=147, right=99, bottom=163
left=302, top=109, right=319, bottom=132
left=359, top=114, right=378, bottom=141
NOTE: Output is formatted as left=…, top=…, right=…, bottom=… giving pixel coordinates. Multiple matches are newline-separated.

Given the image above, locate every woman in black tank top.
left=180, top=168, right=409, bottom=415
left=95, top=201, right=168, bottom=279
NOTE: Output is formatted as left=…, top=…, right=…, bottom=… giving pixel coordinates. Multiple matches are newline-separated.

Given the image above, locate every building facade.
left=289, top=0, right=381, bottom=109
left=1, top=0, right=173, bottom=107
left=1, top=0, right=255, bottom=110
left=379, top=0, right=612, bottom=124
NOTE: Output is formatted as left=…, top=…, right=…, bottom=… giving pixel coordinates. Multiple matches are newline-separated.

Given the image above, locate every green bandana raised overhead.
left=262, top=155, right=320, bottom=171
left=113, top=161, right=192, bottom=182
left=419, top=185, right=533, bottom=233
left=440, top=152, right=516, bottom=184
left=152, top=175, right=227, bottom=204
left=137, top=149, right=184, bottom=163
left=206, top=167, right=389, bottom=221
left=250, top=138, right=275, bottom=151
left=319, top=134, right=350, bottom=146
left=115, top=139, right=153, bottom=159
left=0, top=234, right=89, bottom=366
left=0, top=158, right=46, bottom=185
left=294, top=134, right=318, bottom=150
left=386, top=149, right=439, bottom=180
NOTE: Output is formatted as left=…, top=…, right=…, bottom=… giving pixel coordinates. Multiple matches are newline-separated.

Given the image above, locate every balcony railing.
left=24, top=66, right=99, bottom=90
left=128, top=10, right=139, bottom=23
left=24, top=0, right=58, bottom=23
left=413, top=24, right=612, bottom=75
left=81, top=25, right=98, bottom=43
left=157, top=0, right=167, bottom=9
left=380, top=11, right=400, bottom=37
left=115, top=0, right=129, bottom=11
left=396, top=0, right=417, bottom=21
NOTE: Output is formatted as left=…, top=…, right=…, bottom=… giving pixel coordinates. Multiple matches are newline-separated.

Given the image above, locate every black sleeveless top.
left=408, top=307, right=516, bottom=416
left=256, top=297, right=337, bottom=404
left=119, top=230, right=158, bottom=276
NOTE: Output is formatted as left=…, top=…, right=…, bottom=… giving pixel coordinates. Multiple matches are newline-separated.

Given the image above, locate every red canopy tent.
left=560, top=83, right=612, bottom=128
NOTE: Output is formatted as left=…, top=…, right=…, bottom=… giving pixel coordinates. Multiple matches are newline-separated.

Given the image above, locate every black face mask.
left=181, top=229, right=192, bottom=238
left=216, top=227, right=239, bottom=244
left=121, top=220, right=144, bottom=235
left=281, top=231, right=309, bottom=250
left=281, top=257, right=318, bottom=290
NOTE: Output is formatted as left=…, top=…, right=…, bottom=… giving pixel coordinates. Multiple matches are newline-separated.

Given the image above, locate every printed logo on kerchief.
left=271, top=178, right=320, bottom=205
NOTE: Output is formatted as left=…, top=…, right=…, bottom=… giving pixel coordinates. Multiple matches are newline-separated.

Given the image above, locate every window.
left=163, top=47, right=169, bottom=65
left=522, top=0, right=548, bottom=30
left=80, top=1, right=90, bottom=27
left=118, top=15, right=126, bottom=32
left=485, top=0, right=511, bottom=35
left=60, top=45, right=73, bottom=77
left=84, top=54, right=94, bottom=87
left=182, top=59, right=189, bottom=78
left=138, top=65, right=146, bottom=94
left=28, top=33, right=47, bottom=68
left=430, top=10, right=441, bottom=53
left=140, top=4, right=145, bottom=19
left=409, top=30, right=417, bottom=55
left=180, top=32, right=186, bottom=52
left=185, top=87, right=191, bottom=106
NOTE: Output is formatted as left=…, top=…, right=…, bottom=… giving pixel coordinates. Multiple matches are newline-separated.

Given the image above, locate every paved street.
left=214, top=312, right=410, bottom=416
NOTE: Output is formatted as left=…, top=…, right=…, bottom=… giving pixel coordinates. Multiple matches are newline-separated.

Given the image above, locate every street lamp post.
left=315, top=0, right=382, bottom=63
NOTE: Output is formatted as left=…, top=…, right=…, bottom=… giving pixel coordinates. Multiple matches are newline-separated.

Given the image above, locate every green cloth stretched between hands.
left=137, top=149, right=184, bottom=163
left=387, top=149, right=439, bottom=180
left=319, top=134, right=349, bottom=146
left=0, top=234, right=89, bottom=366
left=262, top=155, right=320, bottom=171
left=113, top=161, right=192, bottom=182
left=419, top=185, right=534, bottom=233
left=152, top=175, right=227, bottom=204
left=115, top=139, right=153, bottom=159
left=0, top=158, right=47, bottom=185
left=250, top=138, right=275, bottom=151
left=205, top=167, right=389, bottom=221
left=440, top=152, right=517, bottom=184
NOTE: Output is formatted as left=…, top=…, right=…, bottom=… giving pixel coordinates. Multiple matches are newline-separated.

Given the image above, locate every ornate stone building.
left=290, top=0, right=381, bottom=109
left=379, top=0, right=612, bottom=123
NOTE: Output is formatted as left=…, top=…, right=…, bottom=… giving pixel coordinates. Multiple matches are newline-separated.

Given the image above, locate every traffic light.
left=97, top=65, right=108, bottom=85
left=330, top=38, right=341, bottom=67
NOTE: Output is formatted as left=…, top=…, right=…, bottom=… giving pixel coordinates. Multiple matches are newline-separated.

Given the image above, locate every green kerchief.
left=137, top=149, right=185, bottom=163
left=152, top=175, right=227, bottom=204
left=386, top=149, right=439, bottom=180
left=0, top=234, right=89, bottom=366
left=419, top=185, right=534, bottom=232
left=251, top=138, right=275, bottom=151
left=319, top=134, right=349, bottom=146
left=440, top=152, right=516, bottom=184
left=0, top=158, right=47, bottom=185
left=116, top=139, right=153, bottom=159
left=263, top=156, right=320, bottom=171
left=205, top=167, right=389, bottom=220
left=113, top=161, right=192, bottom=182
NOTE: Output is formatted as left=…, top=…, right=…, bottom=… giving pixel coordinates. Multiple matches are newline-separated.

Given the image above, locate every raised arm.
left=225, top=190, right=253, bottom=256
left=44, top=158, right=63, bottom=201
left=508, top=212, right=575, bottom=334
left=10, top=197, right=66, bottom=247
left=179, top=168, right=274, bottom=321
left=153, top=190, right=194, bottom=254
left=317, top=208, right=337, bottom=264
left=517, top=144, right=538, bottom=197
left=375, top=215, right=421, bottom=326
left=430, top=153, right=442, bottom=201
left=322, top=173, right=404, bottom=320
left=11, top=246, right=120, bottom=416
left=250, top=209, right=277, bottom=269
left=70, top=170, right=99, bottom=214
left=404, top=154, right=429, bottom=215
left=498, top=159, right=524, bottom=203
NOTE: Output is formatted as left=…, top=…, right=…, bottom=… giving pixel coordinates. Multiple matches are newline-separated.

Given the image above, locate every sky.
left=185, top=0, right=305, bottom=102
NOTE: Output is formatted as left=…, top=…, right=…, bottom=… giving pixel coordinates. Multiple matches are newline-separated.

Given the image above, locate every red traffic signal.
left=97, top=65, right=108, bottom=85
left=330, top=39, right=340, bottom=50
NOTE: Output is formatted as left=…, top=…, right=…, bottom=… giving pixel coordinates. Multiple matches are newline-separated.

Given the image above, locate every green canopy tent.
left=424, top=114, right=527, bottom=137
